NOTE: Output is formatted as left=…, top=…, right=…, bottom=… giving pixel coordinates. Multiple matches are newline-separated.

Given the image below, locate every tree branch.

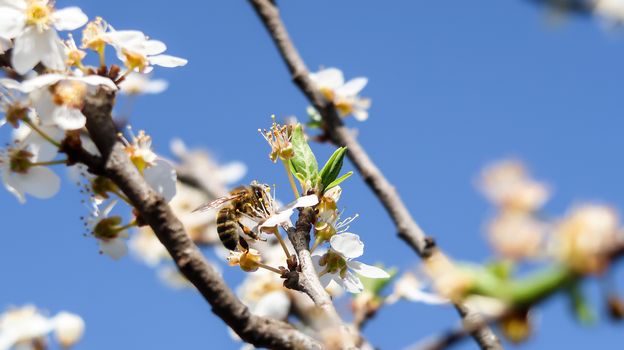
left=81, top=89, right=321, bottom=350
left=285, top=207, right=358, bottom=348
left=248, top=1, right=502, bottom=349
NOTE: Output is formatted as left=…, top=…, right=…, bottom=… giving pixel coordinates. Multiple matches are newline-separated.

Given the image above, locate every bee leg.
left=238, top=236, right=250, bottom=251
left=238, top=222, right=267, bottom=242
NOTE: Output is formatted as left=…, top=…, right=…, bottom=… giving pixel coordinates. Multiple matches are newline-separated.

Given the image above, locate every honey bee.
left=193, top=181, right=275, bottom=251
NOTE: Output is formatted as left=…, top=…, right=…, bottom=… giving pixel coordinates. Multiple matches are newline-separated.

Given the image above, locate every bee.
left=193, top=181, right=275, bottom=251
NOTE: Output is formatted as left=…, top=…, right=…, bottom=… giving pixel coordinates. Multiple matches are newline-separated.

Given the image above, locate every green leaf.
left=324, top=171, right=353, bottom=191
left=360, top=267, right=397, bottom=296
left=319, top=147, right=348, bottom=191
left=289, top=124, right=318, bottom=185
left=567, top=283, right=596, bottom=325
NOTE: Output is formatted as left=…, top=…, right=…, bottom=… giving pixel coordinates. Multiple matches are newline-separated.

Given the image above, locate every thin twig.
left=248, top=1, right=502, bottom=349
left=81, top=88, right=321, bottom=350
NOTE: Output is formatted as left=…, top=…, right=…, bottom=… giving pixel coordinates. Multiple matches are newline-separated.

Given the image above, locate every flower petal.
left=144, top=158, right=177, bottom=202
left=53, top=7, right=88, bottom=31
left=52, top=106, right=86, bottom=130
left=310, top=67, right=344, bottom=89
left=149, top=54, right=188, bottom=68
left=347, top=260, right=390, bottom=279
left=352, top=109, right=369, bottom=122
left=99, top=237, right=128, bottom=260
left=342, top=271, right=364, bottom=293
left=12, top=27, right=44, bottom=74
left=21, top=73, right=65, bottom=92
left=336, top=77, right=368, bottom=97
left=39, top=29, right=67, bottom=71
left=75, top=75, right=117, bottom=90
left=330, top=232, right=364, bottom=259
left=217, top=161, right=247, bottom=184
left=252, top=291, right=291, bottom=320
left=0, top=8, right=25, bottom=39
left=12, top=165, right=61, bottom=200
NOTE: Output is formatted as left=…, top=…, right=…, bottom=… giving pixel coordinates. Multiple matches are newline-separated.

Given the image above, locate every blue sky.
left=1, top=0, right=624, bottom=349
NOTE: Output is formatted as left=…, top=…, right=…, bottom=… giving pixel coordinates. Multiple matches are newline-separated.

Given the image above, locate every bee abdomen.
left=216, top=207, right=240, bottom=250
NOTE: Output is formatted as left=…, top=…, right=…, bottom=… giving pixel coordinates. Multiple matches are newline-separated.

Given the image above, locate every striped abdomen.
left=216, top=207, right=240, bottom=250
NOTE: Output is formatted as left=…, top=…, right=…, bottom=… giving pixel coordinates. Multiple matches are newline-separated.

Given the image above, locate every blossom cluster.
left=0, top=305, right=84, bottom=350
left=0, top=1, right=186, bottom=260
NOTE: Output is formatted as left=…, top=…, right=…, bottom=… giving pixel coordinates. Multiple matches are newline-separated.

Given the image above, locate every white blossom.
left=314, top=233, right=389, bottom=294
left=119, top=72, right=168, bottom=95
left=86, top=200, right=129, bottom=260
left=309, top=67, right=371, bottom=121
left=50, top=312, right=85, bottom=348
left=257, top=194, right=319, bottom=230
left=0, top=0, right=88, bottom=74
left=0, top=306, right=84, bottom=350
left=107, top=30, right=187, bottom=73
left=20, top=73, right=117, bottom=130
left=0, top=143, right=60, bottom=203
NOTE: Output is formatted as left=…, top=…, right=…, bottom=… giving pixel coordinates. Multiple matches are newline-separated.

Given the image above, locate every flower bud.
left=53, top=312, right=85, bottom=348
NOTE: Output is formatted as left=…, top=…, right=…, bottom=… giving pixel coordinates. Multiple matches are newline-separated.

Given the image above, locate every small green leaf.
left=290, top=124, right=318, bottom=184
left=567, top=283, right=596, bottom=325
left=360, top=267, right=397, bottom=296
left=324, top=171, right=353, bottom=191
left=319, top=147, right=348, bottom=191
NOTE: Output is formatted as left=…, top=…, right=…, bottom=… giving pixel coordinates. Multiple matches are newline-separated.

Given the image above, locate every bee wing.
left=192, top=193, right=245, bottom=213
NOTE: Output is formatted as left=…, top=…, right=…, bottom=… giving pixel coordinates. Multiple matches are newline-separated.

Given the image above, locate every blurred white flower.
left=314, top=233, right=389, bottom=294
left=551, top=204, right=622, bottom=274
left=236, top=268, right=291, bottom=320
left=119, top=72, right=168, bottom=95
left=130, top=228, right=170, bottom=267
left=157, top=266, right=195, bottom=289
left=0, top=144, right=60, bottom=203
left=0, top=0, right=88, bottom=74
left=385, top=272, right=448, bottom=305
left=0, top=305, right=52, bottom=350
left=594, top=0, right=624, bottom=23
left=478, top=159, right=549, bottom=213
left=309, top=67, right=371, bottom=121
left=50, top=312, right=84, bottom=348
left=487, top=212, right=547, bottom=260
left=107, top=30, right=187, bottom=73
left=0, top=306, right=84, bottom=350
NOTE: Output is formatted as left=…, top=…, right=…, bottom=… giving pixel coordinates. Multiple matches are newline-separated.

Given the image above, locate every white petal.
left=352, top=109, right=369, bottom=122
left=279, top=194, right=319, bottom=213
left=75, top=75, right=117, bottom=90
left=347, top=260, right=390, bottom=279
left=252, top=291, right=291, bottom=320
left=310, top=67, right=344, bottom=89
left=0, top=8, right=25, bottom=39
left=39, top=29, right=66, bottom=71
left=342, top=271, right=364, bottom=293
left=149, top=54, right=188, bottom=68
left=258, top=195, right=318, bottom=229
left=402, top=289, right=449, bottom=305
left=336, top=77, right=368, bottom=97
left=53, top=7, right=88, bottom=31
left=0, top=36, right=13, bottom=54
left=141, top=40, right=167, bottom=55
left=99, top=237, right=127, bottom=260
left=2, top=169, right=26, bottom=203
left=12, top=166, right=61, bottom=199
left=106, top=30, right=145, bottom=48
left=11, top=27, right=44, bottom=74
left=144, top=159, right=177, bottom=202
left=21, top=73, right=64, bottom=92
left=217, top=161, right=247, bottom=184
left=330, top=232, right=364, bottom=259
left=51, top=312, right=85, bottom=348
left=52, top=106, right=86, bottom=130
